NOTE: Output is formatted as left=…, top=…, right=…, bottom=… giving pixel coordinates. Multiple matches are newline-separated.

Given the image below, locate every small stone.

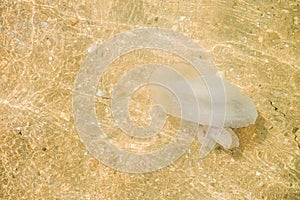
left=28, top=19, right=33, bottom=25
left=96, top=89, right=104, bottom=97
left=18, top=41, right=25, bottom=46
left=180, top=16, right=186, bottom=21
left=294, top=16, right=299, bottom=25
left=60, top=112, right=70, bottom=121
left=70, top=18, right=80, bottom=26
left=292, top=127, right=298, bottom=133
left=88, top=44, right=97, bottom=53
left=172, top=24, right=178, bottom=31
left=281, top=169, right=289, bottom=176
left=258, top=181, right=264, bottom=187
left=87, top=19, right=93, bottom=24
left=40, top=21, right=48, bottom=27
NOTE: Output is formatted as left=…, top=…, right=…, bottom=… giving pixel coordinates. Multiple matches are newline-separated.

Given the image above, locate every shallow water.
left=0, top=0, right=299, bottom=199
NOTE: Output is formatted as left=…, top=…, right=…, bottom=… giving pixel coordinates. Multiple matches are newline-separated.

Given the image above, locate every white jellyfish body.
left=149, top=68, right=258, bottom=158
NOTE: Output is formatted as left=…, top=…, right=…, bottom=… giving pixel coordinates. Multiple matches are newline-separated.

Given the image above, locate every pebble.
left=96, top=89, right=104, bottom=97
left=293, top=16, right=299, bottom=25
left=70, top=18, right=80, bottom=26
left=172, top=24, right=178, bottom=31
left=60, top=112, right=70, bottom=121
left=87, top=19, right=93, bottom=24
left=40, top=21, right=48, bottom=27
left=180, top=16, right=186, bottom=21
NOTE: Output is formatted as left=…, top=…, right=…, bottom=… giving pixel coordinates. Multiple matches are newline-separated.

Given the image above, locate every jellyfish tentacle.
left=197, top=126, right=216, bottom=158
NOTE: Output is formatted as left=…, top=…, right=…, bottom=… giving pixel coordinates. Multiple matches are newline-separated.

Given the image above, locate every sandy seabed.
left=0, top=0, right=299, bottom=199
